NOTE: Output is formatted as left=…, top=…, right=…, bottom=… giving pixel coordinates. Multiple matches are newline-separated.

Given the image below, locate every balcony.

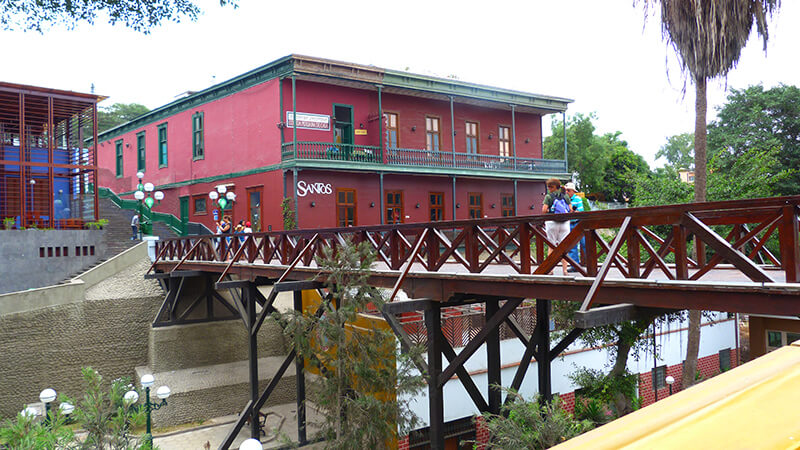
left=280, top=142, right=567, bottom=175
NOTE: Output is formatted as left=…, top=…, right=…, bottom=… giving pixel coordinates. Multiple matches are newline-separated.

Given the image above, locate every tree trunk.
left=610, top=335, right=635, bottom=415
left=682, top=77, right=707, bottom=389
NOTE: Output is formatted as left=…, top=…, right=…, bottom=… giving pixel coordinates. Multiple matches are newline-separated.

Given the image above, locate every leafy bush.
left=569, top=367, right=638, bottom=419
left=482, top=389, right=593, bottom=449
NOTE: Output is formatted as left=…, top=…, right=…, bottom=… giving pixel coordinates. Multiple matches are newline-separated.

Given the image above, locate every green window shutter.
left=115, top=139, right=123, bottom=177
left=192, top=112, right=204, bottom=159
left=136, top=131, right=146, bottom=171
left=158, top=123, right=168, bottom=167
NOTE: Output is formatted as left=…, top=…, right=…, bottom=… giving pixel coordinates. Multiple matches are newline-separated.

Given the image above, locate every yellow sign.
left=355, top=129, right=367, bottom=135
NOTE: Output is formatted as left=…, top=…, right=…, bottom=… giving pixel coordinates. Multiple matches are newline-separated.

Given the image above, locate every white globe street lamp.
left=240, top=438, right=264, bottom=450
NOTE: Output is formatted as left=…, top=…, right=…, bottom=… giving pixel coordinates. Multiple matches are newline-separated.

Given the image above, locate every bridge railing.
left=151, top=196, right=800, bottom=299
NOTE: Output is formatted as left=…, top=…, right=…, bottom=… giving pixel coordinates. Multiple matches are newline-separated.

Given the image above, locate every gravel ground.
left=85, top=257, right=164, bottom=300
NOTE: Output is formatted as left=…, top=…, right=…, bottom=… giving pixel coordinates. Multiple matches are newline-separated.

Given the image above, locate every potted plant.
left=3, top=217, right=15, bottom=230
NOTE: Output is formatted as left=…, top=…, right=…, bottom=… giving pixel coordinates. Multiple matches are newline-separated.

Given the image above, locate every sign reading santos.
left=297, top=180, right=333, bottom=197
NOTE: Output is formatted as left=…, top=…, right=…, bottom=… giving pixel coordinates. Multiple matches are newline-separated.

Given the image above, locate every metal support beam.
left=536, top=299, right=552, bottom=402
left=294, top=290, right=307, bottom=445
left=486, top=298, right=502, bottom=413
left=425, top=302, right=444, bottom=450
left=246, top=283, right=260, bottom=439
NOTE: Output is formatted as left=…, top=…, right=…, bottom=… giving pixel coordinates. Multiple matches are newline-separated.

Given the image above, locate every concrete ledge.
left=137, top=356, right=297, bottom=427
left=75, top=242, right=148, bottom=289
left=0, top=279, right=85, bottom=315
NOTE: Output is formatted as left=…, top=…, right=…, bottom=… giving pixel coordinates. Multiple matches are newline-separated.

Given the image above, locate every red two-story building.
left=97, top=55, right=572, bottom=232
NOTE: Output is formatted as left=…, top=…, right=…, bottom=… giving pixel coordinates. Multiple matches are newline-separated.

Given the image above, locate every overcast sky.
left=2, top=0, right=798, bottom=167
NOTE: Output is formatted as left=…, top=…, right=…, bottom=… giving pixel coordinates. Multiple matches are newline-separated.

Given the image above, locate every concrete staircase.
left=98, top=197, right=177, bottom=257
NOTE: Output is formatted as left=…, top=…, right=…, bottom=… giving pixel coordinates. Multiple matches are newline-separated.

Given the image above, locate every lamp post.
left=39, top=388, right=56, bottom=425
left=666, top=375, right=675, bottom=396
left=134, top=172, right=164, bottom=237
left=208, top=185, right=236, bottom=222
left=126, top=374, right=170, bottom=446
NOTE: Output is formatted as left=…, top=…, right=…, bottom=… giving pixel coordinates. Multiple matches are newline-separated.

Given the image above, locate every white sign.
left=297, top=180, right=332, bottom=197
left=285, top=111, right=331, bottom=131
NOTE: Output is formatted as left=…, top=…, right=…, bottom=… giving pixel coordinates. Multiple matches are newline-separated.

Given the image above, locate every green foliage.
left=98, top=104, right=151, bottom=133
left=708, top=84, right=800, bottom=195
left=543, top=113, right=644, bottom=202
left=569, top=367, right=638, bottom=420
left=632, top=167, right=693, bottom=207
left=85, top=219, right=110, bottom=230
left=276, top=241, right=424, bottom=448
left=600, top=145, right=650, bottom=203
left=0, top=409, right=74, bottom=449
left=481, top=389, right=593, bottom=449
left=656, top=132, right=694, bottom=170
left=1, top=0, right=238, bottom=34
left=0, top=368, right=150, bottom=449
left=3, top=217, right=14, bottom=230
left=281, top=197, right=297, bottom=231
left=71, top=367, right=147, bottom=449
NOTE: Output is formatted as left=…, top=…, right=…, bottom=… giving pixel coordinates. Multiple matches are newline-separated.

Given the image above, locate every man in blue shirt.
left=564, top=182, right=585, bottom=271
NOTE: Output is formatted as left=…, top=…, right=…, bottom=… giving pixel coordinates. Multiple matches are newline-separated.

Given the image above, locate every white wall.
left=405, top=312, right=736, bottom=426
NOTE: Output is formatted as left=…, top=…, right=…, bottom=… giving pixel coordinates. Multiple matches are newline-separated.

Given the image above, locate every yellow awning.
left=554, top=341, right=800, bottom=449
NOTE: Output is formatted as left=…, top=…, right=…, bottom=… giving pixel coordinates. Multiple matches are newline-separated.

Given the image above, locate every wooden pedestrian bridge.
left=146, top=195, right=800, bottom=449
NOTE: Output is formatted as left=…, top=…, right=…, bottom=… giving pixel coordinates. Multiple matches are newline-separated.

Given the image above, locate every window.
left=767, top=330, right=800, bottom=352
left=426, top=116, right=440, bottom=152
left=193, top=196, right=207, bottom=215
left=466, top=121, right=479, bottom=154
left=468, top=193, right=483, bottom=219
left=385, top=112, right=399, bottom=148
left=501, top=193, right=515, bottom=217
left=385, top=190, right=403, bottom=224
left=136, top=131, right=145, bottom=172
left=719, top=348, right=731, bottom=371
left=498, top=126, right=511, bottom=157
left=157, top=123, right=168, bottom=167
left=115, top=139, right=123, bottom=177
left=429, top=192, right=444, bottom=222
left=192, top=112, right=204, bottom=159
left=652, top=365, right=667, bottom=390
left=336, top=188, right=356, bottom=227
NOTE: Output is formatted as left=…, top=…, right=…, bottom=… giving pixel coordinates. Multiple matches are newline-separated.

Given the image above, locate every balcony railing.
left=281, top=141, right=567, bottom=174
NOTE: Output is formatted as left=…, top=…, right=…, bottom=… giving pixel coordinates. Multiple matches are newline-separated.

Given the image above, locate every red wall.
left=98, top=78, right=281, bottom=194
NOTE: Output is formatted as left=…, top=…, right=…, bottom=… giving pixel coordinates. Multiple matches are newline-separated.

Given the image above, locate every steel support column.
left=246, top=283, right=260, bottom=439
left=486, top=298, right=502, bottom=413
left=536, top=299, right=552, bottom=402
left=425, top=302, right=444, bottom=450
left=294, top=290, right=307, bottom=445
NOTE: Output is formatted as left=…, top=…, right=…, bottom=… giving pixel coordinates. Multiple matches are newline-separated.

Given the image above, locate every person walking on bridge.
left=542, top=178, right=571, bottom=275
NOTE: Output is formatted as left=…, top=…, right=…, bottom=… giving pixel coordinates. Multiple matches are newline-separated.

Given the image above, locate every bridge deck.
left=151, top=195, right=800, bottom=316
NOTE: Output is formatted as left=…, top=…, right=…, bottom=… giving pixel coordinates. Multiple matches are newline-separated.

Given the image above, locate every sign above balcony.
left=285, top=112, right=330, bottom=131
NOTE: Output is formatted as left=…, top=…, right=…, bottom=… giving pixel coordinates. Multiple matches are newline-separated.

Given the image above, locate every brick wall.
left=474, top=415, right=489, bottom=450
left=638, top=348, right=738, bottom=407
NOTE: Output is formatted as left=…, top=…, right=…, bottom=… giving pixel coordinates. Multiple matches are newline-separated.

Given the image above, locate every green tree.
left=638, top=0, right=780, bottom=389
left=0, top=409, right=74, bottom=449
left=98, top=103, right=151, bottom=133
left=600, top=145, right=650, bottom=203
left=708, top=84, right=800, bottom=195
left=633, top=167, right=693, bottom=207
left=656, top=132, right=694, bottom=170
left=543, top=113, right=623, bottom=196
left=276, top=241, right=424, bottom=448
left=1, top=0, right=237, bottom=34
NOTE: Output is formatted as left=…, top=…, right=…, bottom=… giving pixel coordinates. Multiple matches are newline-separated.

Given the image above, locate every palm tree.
left=640, top=0, right=780, bottom=388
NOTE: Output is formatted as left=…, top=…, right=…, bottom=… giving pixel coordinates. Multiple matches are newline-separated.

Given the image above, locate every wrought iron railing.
left=280, top=141, right=567, bottom=174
